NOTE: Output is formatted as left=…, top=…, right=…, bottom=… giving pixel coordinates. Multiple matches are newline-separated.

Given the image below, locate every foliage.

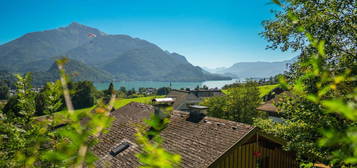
left=35, top=81, right=63, bottom=116
left=0, top=73, right=52, bottom=167
left=103, top=82, right=115, bottom=104
left=2, top=73, right=37, bottom=119
left=0, top=83, right=9, bottom=100
left=255, top=0, right=356, bottom=166
left=0, top=58, right=173, bottom=167
left=202, top=81, right=262, bottom=124
left=258, top=84, right=279, bottom=97
left=253, top=94, right=348, bottom=163
left=29, top=58, right=114, bottom=87
left=69, top=81, right=98, bottom=109
left=0, top=59, right=115, bottom=167
left=41, top=58, right=115, bottom=167
left=127, top=88, right=137, bottom=97
left=0, top=70, right=16, bottom=89
left=261, top=0, right=356, bottom=72
left=157, top=87, right=171, bottom=95
left=135, top=107, right=181, bottom=168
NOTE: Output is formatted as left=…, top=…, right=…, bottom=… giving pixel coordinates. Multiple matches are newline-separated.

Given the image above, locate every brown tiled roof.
left=167, top=90, right=191, bottom=110
left=167, top=90, right=224, bottom=111
left=256, top=91, right=292, bottom=113
left=256, top=99, right=278, bottom=113
left=93, top=102, right=256, bottom=168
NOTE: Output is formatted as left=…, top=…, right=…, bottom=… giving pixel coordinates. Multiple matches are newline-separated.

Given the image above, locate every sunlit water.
left=94, top=79, right=242, bottom=90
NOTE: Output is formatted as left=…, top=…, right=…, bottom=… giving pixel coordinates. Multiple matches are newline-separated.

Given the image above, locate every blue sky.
left=0, top=0, right=296, bottom=68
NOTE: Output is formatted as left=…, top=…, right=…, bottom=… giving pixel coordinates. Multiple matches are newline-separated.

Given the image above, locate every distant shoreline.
left=94, top=79, right=241, bottom=90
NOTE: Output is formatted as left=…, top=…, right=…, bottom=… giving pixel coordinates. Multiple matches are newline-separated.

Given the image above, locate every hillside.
left=205, top=57, right=297, bottom=78
left=0, top=22, right=105, bottom=72
left=0, top=22, right=230, bottom=83
left=31, top=58, right=113, bottom=86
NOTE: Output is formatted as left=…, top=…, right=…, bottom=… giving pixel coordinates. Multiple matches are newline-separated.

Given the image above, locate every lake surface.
left=94, top=79, right=241, bottom=90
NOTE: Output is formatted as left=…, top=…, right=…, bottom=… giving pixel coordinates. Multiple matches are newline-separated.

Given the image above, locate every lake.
left=94, top=79, right=241, bottom=90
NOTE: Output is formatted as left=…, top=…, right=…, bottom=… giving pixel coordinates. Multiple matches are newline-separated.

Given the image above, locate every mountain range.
left=203, top=57, right=297, bottom=79
left=0, top=22, right=230, bottom=84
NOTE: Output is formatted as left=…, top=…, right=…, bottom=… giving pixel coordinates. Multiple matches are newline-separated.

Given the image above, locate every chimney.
left=186, top=105, right=208, bottom=123
left=151, top=98, right=174, bottom=119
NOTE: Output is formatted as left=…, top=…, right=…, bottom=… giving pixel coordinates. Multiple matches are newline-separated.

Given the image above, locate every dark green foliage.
left=157, top=87, right=170, bottom=95
left=195, top=85, right=199, bottom=91
left=119, top=86, right=127, bottom=93
left=69, top=81, right=97, bottom=109
left=103, top=82, right=115, bottom=104
left=0, top=71, right=16, bottom=89
left=104, top=82, right=115, bottom=95
left=116, top=86, right=128, bottom=98
left=0, top=84, right=9, bottom=100
left=127, top=88, right=136, bottom=96
left=2, top=96, right=20, bottom=116
left=202, top=81, right=262, bottom=124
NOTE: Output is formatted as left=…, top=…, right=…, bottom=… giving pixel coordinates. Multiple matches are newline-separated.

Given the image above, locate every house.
left=256, top=91, right=291, bottom=123
left=166, top=90, right=224, bottom=112
left=93, top=102, right=297, bottom=168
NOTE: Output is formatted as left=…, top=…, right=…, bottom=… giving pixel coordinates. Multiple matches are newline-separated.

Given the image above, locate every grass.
left=258, top=84, right=279, bottom=97
left=65, top=95, right=164, bottom=114
left=112, top=95, right=164, bottom=109
left=222, top=84, right=279, bottom=98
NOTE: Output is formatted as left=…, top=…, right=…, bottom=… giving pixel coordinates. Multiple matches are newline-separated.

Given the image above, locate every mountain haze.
left=0, top=22, right=230, bottom=83
left=205, top=58, right=297, bottom=78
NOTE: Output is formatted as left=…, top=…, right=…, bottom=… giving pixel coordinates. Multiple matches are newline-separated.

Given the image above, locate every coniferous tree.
left=103, top=82, right=115, bottom=104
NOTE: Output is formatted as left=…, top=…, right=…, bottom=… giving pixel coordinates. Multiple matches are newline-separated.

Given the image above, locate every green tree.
left=202, top=81, right=262, bottom=124
left=119, top=86, right=127, bottom=93
left=35, top=81, right=63, bottom=116
left=0, top=83, right=9, bottom=100
left=200, top=95, right=227, bottom=118
left=103, top=82, right=115, bottom=104
left=70, top=81, right=97, bottom=109
left=157, top=87, right=170, bottom=95
left=253, top=94, right=349, bottom=164
left=2, top=73, right=36, bottom=119
left=0, top=73, right=52, bottom=167
left=261, top=0, right=356, bottom=73
left=255, top=0, right=357, bottom=166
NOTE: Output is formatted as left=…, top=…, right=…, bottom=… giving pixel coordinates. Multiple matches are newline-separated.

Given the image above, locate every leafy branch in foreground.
left=43, top=58, right=116, bottom=168
left=256, top=0, right=356, bottom=167
left=0, top=73, right=52, bottom=167
left=135, top=106, right=181, bottom=168
left=282, top=8, right=356, bottom=166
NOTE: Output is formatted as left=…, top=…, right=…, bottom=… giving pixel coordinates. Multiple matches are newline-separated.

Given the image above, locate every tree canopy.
left=255, top=0, right=356, bottom=166
left=202, top=81, right=262, bottom=124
